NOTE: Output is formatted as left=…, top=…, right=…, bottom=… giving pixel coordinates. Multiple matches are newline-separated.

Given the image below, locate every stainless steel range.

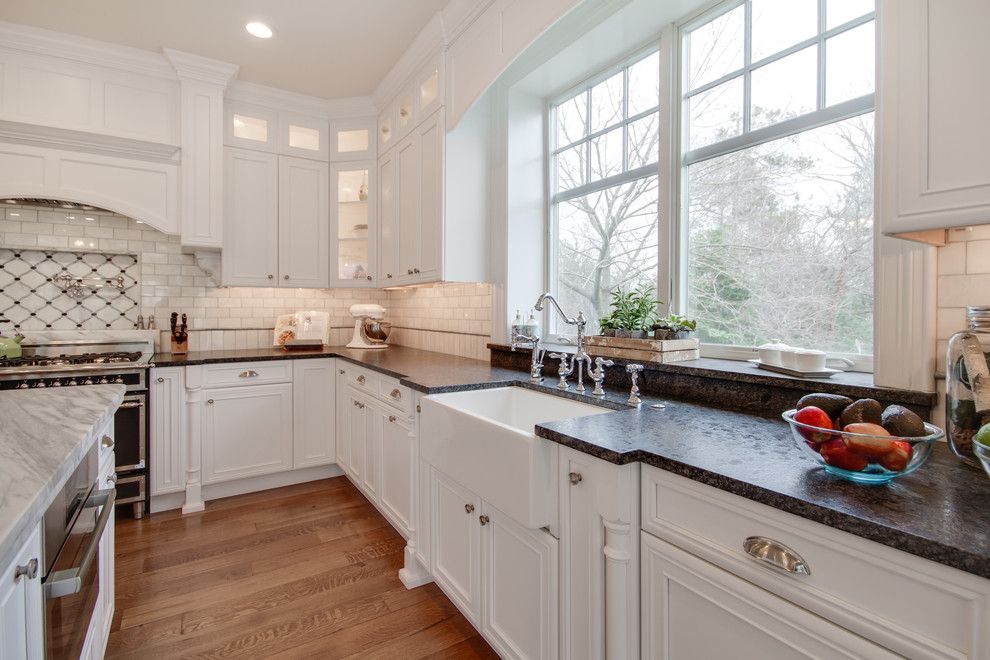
left=0, top=337, right=154, bottom=517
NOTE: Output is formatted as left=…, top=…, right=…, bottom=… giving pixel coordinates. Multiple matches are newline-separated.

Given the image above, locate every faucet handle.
left=595, top=357, right=615, bottom=369
left=626, top=363, right=644, bottom=374
left=548, top=352, right=572, bottom=390
left=626, top=364, right=643, bottom=407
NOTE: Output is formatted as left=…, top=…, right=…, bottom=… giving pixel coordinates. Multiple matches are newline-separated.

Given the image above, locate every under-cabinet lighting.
left=8, top=213, right=18, bottom=217
left=4, top=199, right=16, bottom=204
left=135, top=221, right=144, bottom=224
left=66, top=215, right=75, bottom=220
left=85, top=217, right=95, bottom=222
left=245, top=22, right=273, bottom=39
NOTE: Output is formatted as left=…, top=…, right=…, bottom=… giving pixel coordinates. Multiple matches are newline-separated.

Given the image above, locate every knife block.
left=170, top=336, right=188, bottom=355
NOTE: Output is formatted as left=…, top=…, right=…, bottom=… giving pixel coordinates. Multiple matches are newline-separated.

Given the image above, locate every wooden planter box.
left=585, top=335, right=700, bottom=364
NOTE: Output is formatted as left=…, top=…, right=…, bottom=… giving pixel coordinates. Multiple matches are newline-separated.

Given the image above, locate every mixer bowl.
left=362, top=319, right=392, bottom=343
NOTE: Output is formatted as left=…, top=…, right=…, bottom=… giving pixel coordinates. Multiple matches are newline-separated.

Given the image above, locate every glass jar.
left=945, top=306, right=990, bottom=465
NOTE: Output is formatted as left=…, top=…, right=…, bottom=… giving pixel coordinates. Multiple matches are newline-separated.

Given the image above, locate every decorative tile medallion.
left=0, top=249, right=140, bottom=330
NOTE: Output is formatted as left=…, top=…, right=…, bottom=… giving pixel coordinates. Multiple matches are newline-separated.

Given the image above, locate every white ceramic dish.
left=748, top=359, right=842, bottom=379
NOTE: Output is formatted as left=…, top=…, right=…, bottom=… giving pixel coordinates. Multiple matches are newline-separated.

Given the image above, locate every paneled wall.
left=0, top=202, right=490, bottom=358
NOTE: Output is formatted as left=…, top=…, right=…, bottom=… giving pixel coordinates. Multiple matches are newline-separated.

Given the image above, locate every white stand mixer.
left=346, top=303, right=391, bottom=349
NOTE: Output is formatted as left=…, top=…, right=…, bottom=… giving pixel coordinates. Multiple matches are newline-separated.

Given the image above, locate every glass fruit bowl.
left=975, top=441, right=990, bottom=479
left=782, top=409, right=944, bottom=484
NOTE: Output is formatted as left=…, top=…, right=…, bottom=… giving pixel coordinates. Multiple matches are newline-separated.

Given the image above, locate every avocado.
left=839, top=398, right=883, bottom=428
left=796, top=393, right=854, bottom=419
left=881, top=405, right=927, bottom=437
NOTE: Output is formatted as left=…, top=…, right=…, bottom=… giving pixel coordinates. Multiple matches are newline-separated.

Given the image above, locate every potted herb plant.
left=653, top=313, right=697, bottom=340
left=598, top=286, right=661, bottom=338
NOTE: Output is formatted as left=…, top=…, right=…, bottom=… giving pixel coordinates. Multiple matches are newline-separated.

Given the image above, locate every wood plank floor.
left=105, top=477, right=499, bottom=659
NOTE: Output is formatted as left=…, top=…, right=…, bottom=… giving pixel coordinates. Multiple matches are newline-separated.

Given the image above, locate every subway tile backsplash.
left=0, top=203, right=491, bottom=360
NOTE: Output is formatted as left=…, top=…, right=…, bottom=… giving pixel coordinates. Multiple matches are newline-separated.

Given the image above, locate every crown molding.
left=372, top=12, right=445, bottom=108
left=163, top=48, right=239, bottom=87
left=0, top=21, right=175, bottom=80
left=0, top=119, right=180, bottom=162
left=226, top=80, right=375, bottom=119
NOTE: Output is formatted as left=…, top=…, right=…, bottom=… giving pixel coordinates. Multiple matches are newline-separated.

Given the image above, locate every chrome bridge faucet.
left=510, top=330, right=545, bottom=383
left=534, top=292, right=600, bottom=393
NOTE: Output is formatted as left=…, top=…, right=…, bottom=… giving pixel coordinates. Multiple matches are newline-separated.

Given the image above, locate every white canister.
left=779, top=347, right=798, bottom=369
left=757, top=339, right=789, bottom=367
left=794, top=349, right=827, bottom=372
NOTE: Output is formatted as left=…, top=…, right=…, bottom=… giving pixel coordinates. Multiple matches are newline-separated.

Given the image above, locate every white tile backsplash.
left=0, top=203, right=492, bottom=359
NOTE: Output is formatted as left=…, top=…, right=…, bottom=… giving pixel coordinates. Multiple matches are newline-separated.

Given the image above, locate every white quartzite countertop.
left=0, top=385, right=125, bottom=569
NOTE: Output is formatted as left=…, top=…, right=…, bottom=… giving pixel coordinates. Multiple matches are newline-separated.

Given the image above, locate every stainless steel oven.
left=41, top=444, right=115, bottom=660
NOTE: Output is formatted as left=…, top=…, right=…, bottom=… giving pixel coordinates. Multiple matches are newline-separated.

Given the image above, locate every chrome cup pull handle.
left=389, top=388, right=401, bottom=399
left=239, top=370, right=259, bottom=378
left=743, top=536, right=811, bottom=576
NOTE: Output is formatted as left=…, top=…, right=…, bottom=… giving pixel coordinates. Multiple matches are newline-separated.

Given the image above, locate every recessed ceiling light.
left=245, top=22, right=273, bottom=39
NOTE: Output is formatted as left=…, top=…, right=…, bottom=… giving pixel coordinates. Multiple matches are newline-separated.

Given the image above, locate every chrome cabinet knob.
left=339, top=369, right=345, bottom=375
left=267, top=274, right=274, bottom=280
left=357, top=375, right=365, bottom=384
left=464, top=503, right=474, bottom=514
left=101, top=435, right=114, bottom=449
left=386, top=273, right=393, bottom=279
left=407, top=269, right=413, bottom=275
left=106, top=473, right=117, bottom=485
left=207, top=399, right=214, bottom=404
left=366, top=275, right=372, bottom=281
left=156, top=377, right=164, bottom=383
left=389, top=388, right=401, bottom=399
left=14, top=558, right=38, bottom=581
left=283, top=275, right=289, bottom=280
left=388, top=415, right=397, bottom=422
left=568, top=471, right=583, bottom=485
left=479, top=515, right=489, bottom=526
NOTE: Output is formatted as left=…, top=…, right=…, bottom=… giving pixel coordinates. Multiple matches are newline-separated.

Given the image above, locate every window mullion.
left=817, top=0, right=827, bottom=110
left=742, top=0, right=752, bottom=134
left=585, top=90, right=592, bottom=187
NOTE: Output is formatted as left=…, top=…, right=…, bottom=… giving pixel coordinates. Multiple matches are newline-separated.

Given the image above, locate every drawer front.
left=347, top=364, right=380, bottom=395
left=641, top=466, right=990, bottom=660
left=203, top=361, right=292, bottom=387
left=379, top=375, right=412, bottom=415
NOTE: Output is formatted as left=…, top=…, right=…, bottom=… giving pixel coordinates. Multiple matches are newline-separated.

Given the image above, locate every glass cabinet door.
left=332, top=162, right=377, bottom=287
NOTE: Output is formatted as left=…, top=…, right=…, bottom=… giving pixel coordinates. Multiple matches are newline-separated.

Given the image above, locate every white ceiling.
left=0, top=0, right=449, bottom=99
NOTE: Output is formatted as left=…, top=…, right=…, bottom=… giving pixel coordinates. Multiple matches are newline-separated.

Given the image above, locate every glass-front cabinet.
left=330, top=161, right=377, bottom=287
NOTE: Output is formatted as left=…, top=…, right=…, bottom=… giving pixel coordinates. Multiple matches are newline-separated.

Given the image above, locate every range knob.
left=49, top=380, right=62, bottom=387
left=67, top=379, right=78, bottom=387
left=113, top=376, right=125, bottom=384
left=83, top=378, right=94, bottom=385
left=34, top=381, right=46, bottom=388
left=17, top=382, right=30, bottom=389
left=98, top=377, right=109, bottom=384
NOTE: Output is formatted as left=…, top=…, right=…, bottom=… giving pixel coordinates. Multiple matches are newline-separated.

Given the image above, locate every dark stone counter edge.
left=488, top=343, right=936, bottom=408
left=535, top=424, right=989, bottom=580
left=151, top=350, right=526, bottom=394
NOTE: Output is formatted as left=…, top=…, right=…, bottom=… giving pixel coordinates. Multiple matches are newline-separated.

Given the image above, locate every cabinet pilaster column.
left=603, top=518, right=634, bottom=660
left=182, top=365, right=205, bottom=513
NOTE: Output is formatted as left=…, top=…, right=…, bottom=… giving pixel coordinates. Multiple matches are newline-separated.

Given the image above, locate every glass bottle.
left=945, top=306, right=990, bottom=465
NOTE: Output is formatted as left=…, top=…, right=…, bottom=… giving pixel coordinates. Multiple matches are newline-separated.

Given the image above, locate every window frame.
left=546, top=43, right=664, bottom=339
left=676, top=0, right=876, bottom=371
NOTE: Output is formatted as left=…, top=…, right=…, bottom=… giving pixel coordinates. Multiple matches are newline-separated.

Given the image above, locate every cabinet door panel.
left=362, top=398, right=380, bottom=500
left=346, top=391, right=368, bottom=485
left=378, top=149, right=397, bottom=284
left=431, top=467, right=482, bottom=624
left=98, top=458, right=115, bottom=645
left=202, top=383, right=293, bottom=484
left=395, top=135, right=420, bottom=284
left=278, top=156, right=329, bottom=288
left=150, top=367, right=184, bottom=495
left=641, top=533, right=898, bottom=660
left=379, top=410, right=413, bottom=537
left=292, top=359, right=335, bottom=468
left=331, top=161, right=377, bottom=287
left=482, top=504, right=558, bottom=660
left=222, top=148, right=278, bottom=285
left=334, top=366, right=350, bottom=471
left=415, top=111, right=443, bottom=282
left=0, top=525, right=42, bottom=660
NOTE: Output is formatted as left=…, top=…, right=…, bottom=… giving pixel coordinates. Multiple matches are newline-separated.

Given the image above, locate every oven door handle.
left=44, top=488, right=116, bottom=599
left=118, top=401, right=144, bottom=409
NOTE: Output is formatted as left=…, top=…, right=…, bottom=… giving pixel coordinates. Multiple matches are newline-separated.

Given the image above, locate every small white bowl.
left=794, top=349, right=827, bottom=372
left=757, top=339, right=788, bottom=367
left=779, top=348, right=798, bottom=369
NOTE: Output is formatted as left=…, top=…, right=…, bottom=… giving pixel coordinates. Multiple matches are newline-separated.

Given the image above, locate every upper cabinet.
left=331, top=161, right=377, bottom=287
left=280, top=113, right=329, bottom=161
left=330, top=118, right=376, bottom=161
left=224, top=101, right=329, bottom=161
left=878, top=0, right=990, bottom=235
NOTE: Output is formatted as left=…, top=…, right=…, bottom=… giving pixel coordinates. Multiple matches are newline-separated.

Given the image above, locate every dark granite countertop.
left=536, top=395, right=990, bottom=579
left=152, top=345, right=524, bottom=394
left=151, top=344, right=986, bottom=578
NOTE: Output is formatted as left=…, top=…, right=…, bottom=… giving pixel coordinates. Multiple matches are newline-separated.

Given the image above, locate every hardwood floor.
left=105, top=477, right=499, bottom=659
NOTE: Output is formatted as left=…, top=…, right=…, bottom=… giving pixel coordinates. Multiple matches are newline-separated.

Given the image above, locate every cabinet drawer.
left=641, top=466, right=990, bottom=659
left=347, top=364, right=380, bottom=395
left=379, top=375, right=411, bottom=415
left=203, top=361, right=292, bottom=387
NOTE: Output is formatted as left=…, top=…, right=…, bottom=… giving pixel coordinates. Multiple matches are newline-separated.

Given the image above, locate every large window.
left=550, top=49, right=661, bottom=334
left=682, top=0, right=876, bottom=362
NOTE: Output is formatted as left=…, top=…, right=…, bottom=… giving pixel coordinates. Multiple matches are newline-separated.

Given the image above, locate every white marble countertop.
left=0, top=385, right=125, bottom=569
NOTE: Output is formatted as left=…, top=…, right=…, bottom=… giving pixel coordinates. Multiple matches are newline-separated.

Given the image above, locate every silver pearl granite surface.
left=0, top=385, right=125, bottom=569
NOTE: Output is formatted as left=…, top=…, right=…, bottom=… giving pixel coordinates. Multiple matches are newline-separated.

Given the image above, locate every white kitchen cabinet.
left=334, top=365, right=351, bottom=473
left=344, top=389, right=374, bottom=493
left=150, top=367, right=185, bottom=496
left=558, top=447, right=639, bottom=660
left=377, top=407, right=414, bottom=537
left=878, top=0, right=990, bottom=234
left=378, top=147, right=398, bottom=283
left=430, top=466, right=483, bottom=624
left=223, top=147, right=330, bottom=288
left=0, top=524, right=43, bottom=660
left=292, top=359, right=335, bottom=469
left=278, top=155, right=329, bottom=288
left=641, top=533, right=897, bottom=660
left=278, top=112, right=329, bottom=161
left=330, top=161, right=377, bottom=287
left=97, top=455, right=116, bottom=649
left=481, top=503, right=558, bottom=660
left=201, top=383, right=293, bottom=484
left=221, top=147, right=279, bottom=285
left=330, top=117, right=376, bottom=162
left=224, top=101, right=278, bottom=153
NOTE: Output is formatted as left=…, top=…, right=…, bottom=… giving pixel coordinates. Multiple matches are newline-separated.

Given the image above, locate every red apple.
left=879, top=440, right=913, bottom=472
left=842, top=423, right=895, bottom=459
left=793, top=406, right=835, bottom=449
left=820, top=438, right=869, bottom=472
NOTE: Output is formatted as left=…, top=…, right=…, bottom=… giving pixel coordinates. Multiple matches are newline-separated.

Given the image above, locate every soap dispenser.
left=510, top=310, right=523, bottom=342
left=525, top=309, right=540, bottom=339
